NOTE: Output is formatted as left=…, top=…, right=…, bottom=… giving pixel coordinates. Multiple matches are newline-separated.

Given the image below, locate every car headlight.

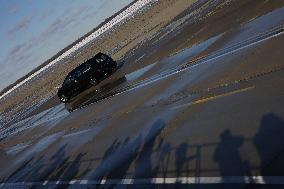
left=60, top=95, right=68, bottom=102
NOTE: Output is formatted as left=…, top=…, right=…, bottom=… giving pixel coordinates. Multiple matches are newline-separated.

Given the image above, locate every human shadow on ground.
left=253, top=113, right=284, bottom=182
left=24, top=145, right=68, bottom=182
left=1, top=142, right=89, bottom=189
left=85, top=119, right=166, bottom=188
left=0, top=147, right=9, bottom=182
left=132, top=120, right=166, bottom=180
left=158, top=139, right=171, bottom=180
left=6, top=114, right=284, bottom=188
left=213, top=129, right=253, bottom=183
left=175, top=142, right=195, bottom=178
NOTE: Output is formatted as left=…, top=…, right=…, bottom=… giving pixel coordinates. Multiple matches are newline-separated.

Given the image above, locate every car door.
left=73, top=70, right=82, bottom=92
left=80, top=64, right=93, bottom=88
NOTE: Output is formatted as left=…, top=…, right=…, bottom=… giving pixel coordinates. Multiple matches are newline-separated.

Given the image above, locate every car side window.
left=75, top=70, right=81, bottom=78
left=82, top=64, right=92, bottom=74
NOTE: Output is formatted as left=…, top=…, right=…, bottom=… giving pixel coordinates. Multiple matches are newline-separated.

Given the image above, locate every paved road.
left=73, top=25, right=284, bottom=111
left=1, top=7, right=284, bottom=189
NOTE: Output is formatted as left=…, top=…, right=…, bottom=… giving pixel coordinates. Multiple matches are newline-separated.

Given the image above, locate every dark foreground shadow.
left=0, top=148, right=9, bottom=182
left=253, top=113, right=284, bottom=181
left=132, top=120, right=166, bottom=180
left=213, top=129, right=253, bottom=183
left=88, top=119, right=166, bottom=188
left=2, top=144, right=87, bottom=189
left=3, top=114, right=284, bottom=189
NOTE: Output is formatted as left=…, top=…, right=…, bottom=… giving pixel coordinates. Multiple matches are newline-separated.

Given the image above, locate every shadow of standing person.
left=213, top=129, right=250, bottom=183
left=175, top=142, right=195, bottom=180
left=133, top=120, right=166, bottom=180
left=175, top=142, right=197, bottom=186
left=158, top=140, right=171, bottom=181
left=0, top=147, right=7, bottom=164
left=0, top=147, right=8, bottom=182
left=253, top=113, right=284, bottom=182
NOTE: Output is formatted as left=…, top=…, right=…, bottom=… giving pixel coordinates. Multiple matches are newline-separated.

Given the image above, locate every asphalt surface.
left=1, top=1, right=284, bottom=189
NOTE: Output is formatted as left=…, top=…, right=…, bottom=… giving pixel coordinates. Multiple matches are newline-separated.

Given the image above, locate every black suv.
left=58, top=52, right=117, bottom=103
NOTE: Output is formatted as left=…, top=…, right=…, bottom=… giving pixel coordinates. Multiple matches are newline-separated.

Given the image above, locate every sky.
left=0, top=0, right=133, bottom=91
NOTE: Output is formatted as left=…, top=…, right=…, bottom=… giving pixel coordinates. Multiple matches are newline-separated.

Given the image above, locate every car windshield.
left=63, top=70, right=81, bottom=86
left=63, top=63, right=92, bottom=86
left=95, top=54, right=106, bottom=63
left=63, top=76, right=74, bottom=86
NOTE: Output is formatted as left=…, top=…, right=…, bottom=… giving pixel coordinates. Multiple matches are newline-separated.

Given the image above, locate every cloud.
left=7, top=4, right=19, bottom=14
left=8, top=16, right=32, bottom=34
left=9, top=44, right=27, bottom=55
left=2, top=5, right=90, bottom=66
left=40, top=6, right=55, bottom=21
left=81, top=1, right=114, bottom=20
left=3, top=42, right=31, bottom=64
left=39, top=5, right=91, bottom=40
left=43, top=19, right=64, bottom=37
left=2, top=5, right=94, bottom=73
left=39, top=18, right=73, bottom=42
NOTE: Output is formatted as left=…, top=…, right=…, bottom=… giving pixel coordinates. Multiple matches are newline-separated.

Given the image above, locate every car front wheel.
left=59, top=94, right=69, bottom=103
left=90, top=77, right=98, bottom=85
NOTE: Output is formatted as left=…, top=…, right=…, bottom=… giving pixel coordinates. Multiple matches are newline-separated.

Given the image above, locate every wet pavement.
left=1, top=1, right=284, bottom=188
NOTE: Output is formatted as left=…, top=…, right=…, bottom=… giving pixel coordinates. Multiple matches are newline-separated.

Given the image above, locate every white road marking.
left=69, top=180, right=77, bottom=184
left=42, top=180, right=48, bottom=185
left=136, top=53, right=146, bottom=62
left=62, top=129, right=91, bottom=138
left=80, top=180, right=88, bottom=184
left=1, top=176, right=284, bottom=186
